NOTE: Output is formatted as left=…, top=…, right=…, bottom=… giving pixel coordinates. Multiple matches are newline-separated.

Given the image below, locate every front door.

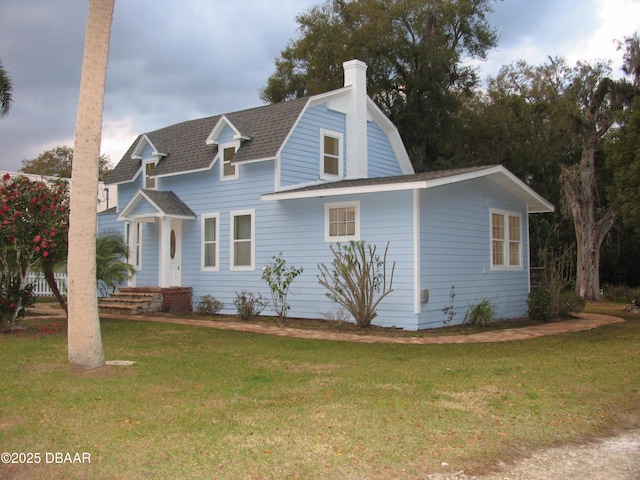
left=169, top=220, right=182, bottom=286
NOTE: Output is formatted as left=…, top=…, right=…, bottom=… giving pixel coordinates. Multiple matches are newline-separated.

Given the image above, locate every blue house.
left=99, top=59, right=554, bottom=330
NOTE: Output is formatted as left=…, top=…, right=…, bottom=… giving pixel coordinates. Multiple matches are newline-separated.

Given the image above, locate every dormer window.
left=223, top=146, right=236, bottom=178
left=144, top=162, right=156, bottom=189
left=320, top=129, right=343, bottom=179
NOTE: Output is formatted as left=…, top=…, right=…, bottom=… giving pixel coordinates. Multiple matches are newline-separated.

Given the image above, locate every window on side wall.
left=320, top=129, right=343, bottom=179
left=221, top=146, right=238, bottom=180
left=490, top=209, right=522, bottom=270
left=325, top=201, right=359, bottom=242
left=231, top=210, right=254, bottom=270
left=202, top=214, right=219, bottom=271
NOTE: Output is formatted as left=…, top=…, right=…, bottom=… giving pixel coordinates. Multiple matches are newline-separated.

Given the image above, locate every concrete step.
left=98, top=290, right=163, bottom=315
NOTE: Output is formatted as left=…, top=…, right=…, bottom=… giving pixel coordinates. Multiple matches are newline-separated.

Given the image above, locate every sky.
left=0, top=0, right=639, bottom=173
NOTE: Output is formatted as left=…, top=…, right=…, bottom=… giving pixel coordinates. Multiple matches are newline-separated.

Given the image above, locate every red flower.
left=34, top=235, right=41, bottom=243
left=42, top=251, right=49, bottom=257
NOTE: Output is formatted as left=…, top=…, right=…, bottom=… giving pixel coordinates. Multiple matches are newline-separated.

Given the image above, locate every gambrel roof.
left=106, top=97, right=310, bottom=185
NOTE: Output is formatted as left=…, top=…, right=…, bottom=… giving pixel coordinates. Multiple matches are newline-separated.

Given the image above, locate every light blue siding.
left=367, top=122, right=403, bottom=177
left=254, top=190, right=417, bottom=328
left=97, top=211, right=120, bottom=237
left=280, top=104, right=346, bottom=186
left=129, top=200, right=158, bottom=216
left=418, top=177, right=530, bottom=329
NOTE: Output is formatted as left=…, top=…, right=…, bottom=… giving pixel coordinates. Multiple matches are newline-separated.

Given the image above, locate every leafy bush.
left=317, top=241, right=395, bottom=328
left=602, top=284, right=640, bottom=303
left=464, top=299, right=495, bottom=327
left=261, top=252, right=303, bottom=323
left=196, top=295, right=223, bottom=315
left=233, top=290, right=267, bottom=321
left=528, top=287, right=554, bottom=322
left=0, top=276, right=35, bottom=329
left=558, top=290, right=586, bottom=315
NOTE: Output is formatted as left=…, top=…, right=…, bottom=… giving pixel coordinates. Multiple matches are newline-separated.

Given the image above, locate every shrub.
left=233, top=290, right=267, bottom=321
left=558, top=290, right=586, bottom=315
left=464, top=299, right=495, bottom=327
left=196, top=295, right=223, bottom=315
left=261, top=252, right=303, bottom=323
left=602, top=284, right=640, bottom=303
left=0, top=276, right=35, bottom=329
left=528, top=287, right=554, bottom=322
left=317, top=241, right=395, bottom=328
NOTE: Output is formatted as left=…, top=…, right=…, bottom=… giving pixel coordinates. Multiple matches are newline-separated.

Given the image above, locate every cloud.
left=0, top=0, right=638, bottom=173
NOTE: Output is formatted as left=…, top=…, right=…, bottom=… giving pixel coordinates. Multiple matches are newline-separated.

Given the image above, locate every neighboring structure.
left=0, top=171, right=116, bottom=213
left=98, top=60, right=553, bottom=330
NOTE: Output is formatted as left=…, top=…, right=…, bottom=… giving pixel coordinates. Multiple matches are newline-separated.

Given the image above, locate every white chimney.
left=343, top=59, right=368, bottom=179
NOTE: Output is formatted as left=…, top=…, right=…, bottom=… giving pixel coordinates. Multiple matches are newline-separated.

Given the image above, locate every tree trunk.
left=561, top=139, right=616, bottom=301
left=67, top=0, right=114, bottom=369
left=43, top=265, right=68, bottom=315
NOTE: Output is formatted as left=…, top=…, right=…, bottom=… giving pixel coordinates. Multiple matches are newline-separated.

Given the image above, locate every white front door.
left=169, top=220, right=182, bottom=286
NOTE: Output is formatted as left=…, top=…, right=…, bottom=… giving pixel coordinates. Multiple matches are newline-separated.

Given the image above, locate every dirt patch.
left=428, top=430, right=640, bottom=480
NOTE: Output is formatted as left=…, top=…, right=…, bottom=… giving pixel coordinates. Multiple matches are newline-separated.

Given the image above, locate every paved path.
left=29, top=304, right=624, bottom=344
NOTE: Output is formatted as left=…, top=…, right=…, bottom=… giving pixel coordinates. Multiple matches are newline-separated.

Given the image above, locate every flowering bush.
left=0, top=174, right=69, bottom=329
left=0, top=276, right=35, bottom=326
left=233, top=290, right=268, bottom=321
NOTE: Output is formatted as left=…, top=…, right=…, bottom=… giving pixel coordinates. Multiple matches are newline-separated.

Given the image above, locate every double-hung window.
left=201, top=214, right=219, bottom=271
left=221, top=145, right=238, bottom=180
left=144, top=162, right=156, bottom=189
left=231, top=209, right=254, bottom=270
left=325, top=201, right=359, bottom=242
left=490, top=209, right=522, bottom=269
left=320, top=129, right=343, bottom=179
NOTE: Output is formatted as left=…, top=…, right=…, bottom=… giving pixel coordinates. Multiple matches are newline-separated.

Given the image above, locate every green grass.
left=0, top=304, right=638, bottom=479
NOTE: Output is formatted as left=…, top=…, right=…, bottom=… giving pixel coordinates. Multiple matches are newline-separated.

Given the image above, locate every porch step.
left=98, top=289, right=163, bottom=315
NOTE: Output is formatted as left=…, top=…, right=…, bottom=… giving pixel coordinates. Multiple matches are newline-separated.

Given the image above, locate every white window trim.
left=319, top=128, right=344, bottom=180
left=201, top=213, right=220, bottom=272
left=490, top=208, right=523, bottom=271
left=325, top=201, right=360, bottom=242
left=230, top=209, right=255, bottom=271
left=219, top=142, right=240, bottom=181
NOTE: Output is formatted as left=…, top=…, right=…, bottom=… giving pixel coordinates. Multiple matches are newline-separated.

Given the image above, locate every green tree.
left=67, top=0, right=115, bottom=369
left=0, top=59, right=12, bottom=118
left=96, top=233, right=134, bottom=297
left=560, top=60, right=636, bottom=300
left=20, top=146, right=112, bottom=181
left=261, top=0, right=498, bottom=171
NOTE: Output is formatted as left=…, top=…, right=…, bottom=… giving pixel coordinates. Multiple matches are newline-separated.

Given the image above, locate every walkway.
left=29, top=303, right=624, bottom=344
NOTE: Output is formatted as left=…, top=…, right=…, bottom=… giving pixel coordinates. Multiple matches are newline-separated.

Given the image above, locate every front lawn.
left=0, top=303, right=638, bottom=478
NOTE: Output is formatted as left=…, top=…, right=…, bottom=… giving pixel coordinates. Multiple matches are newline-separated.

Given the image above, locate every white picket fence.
left=26, top=272, right=68, bottom=297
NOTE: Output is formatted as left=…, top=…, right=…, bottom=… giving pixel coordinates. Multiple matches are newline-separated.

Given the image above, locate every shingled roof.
left=262, top=165, right=555, bottom=213
left=106, top=97, right=309, bottom=185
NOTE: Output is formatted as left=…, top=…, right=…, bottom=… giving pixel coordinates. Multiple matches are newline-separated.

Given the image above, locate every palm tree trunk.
left=67, top=0, right=115, bottom=369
